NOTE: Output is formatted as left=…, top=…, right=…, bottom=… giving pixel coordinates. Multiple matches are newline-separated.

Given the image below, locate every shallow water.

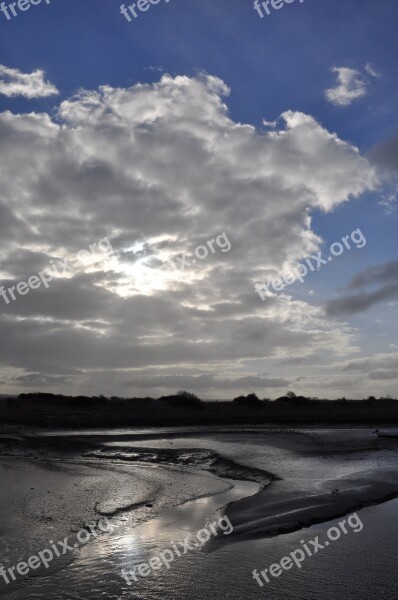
left=6, top=497, right=398, bottom=599
left=1, top=428, right=397, bottom=599
left=3, top=475, right=259, bottom=599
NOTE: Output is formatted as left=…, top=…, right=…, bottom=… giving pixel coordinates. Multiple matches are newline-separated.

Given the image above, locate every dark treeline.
left=1, top=390, right=398, bottom=427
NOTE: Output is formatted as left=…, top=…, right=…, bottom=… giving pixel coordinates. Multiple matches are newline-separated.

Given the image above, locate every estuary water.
left=0, top=427, right=397, bottom=599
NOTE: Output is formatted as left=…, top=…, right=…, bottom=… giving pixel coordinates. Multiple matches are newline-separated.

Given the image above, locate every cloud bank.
left=0, top=72, right=380, bottom=397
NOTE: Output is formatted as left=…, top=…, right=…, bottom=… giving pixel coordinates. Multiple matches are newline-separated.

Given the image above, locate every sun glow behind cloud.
left=0, top=71, right=393, bottom=398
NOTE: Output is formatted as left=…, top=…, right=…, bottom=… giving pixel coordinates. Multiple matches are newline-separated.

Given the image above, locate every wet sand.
left=1, top=427, right=398, bottom=598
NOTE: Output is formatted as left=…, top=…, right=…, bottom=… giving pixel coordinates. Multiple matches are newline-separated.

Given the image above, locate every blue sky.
left=1, top=0, right=397, bottom=143
left=0, top=0, right=397, bottom=397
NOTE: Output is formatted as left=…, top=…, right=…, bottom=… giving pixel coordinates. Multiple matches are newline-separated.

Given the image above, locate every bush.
left=159, top=390, right=204, bottom=409
left=233, top=393, right=262, bottom=408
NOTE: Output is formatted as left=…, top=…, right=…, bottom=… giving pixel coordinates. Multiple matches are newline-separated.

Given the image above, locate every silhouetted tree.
left=159, top=390, right=203, bottom=408
left=233, top=393, right=262, bottom=408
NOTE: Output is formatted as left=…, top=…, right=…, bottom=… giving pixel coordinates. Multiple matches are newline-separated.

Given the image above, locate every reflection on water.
left=6, top=475, right=259, bottom=600
left=115, top=477, right=259, bottom=575
left=3, top=428, right=398, bottom=600
left=9, top=497, right=398, bottom=600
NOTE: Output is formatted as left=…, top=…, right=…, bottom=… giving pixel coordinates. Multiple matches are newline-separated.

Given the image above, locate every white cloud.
left=0, top=73, right=379, bottom=397
left=365, top=63, right=381, bottom=78
left=262, top=118, right=277, bottom=128
left=379, top=187, right=398, bottom=214
left=0, top=65, right=59, bottom=98
left=325, top=67, right=368, bottom=106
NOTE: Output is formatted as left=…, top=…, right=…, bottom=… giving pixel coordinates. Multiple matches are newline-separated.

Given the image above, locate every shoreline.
left=1, top=426, right=398, bottom=557
left=213, top=474, right=398, bottom=548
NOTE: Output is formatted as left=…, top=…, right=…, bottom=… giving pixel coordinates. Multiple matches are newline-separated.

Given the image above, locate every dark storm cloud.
left=369, top=132, right=398, bottom=176
left=325, top=260, right=398, bottom=316
left=369, top=370, right=398, bottom=380
left=121, top=374, right=289, bottom=391
left=325, top=283, right=398, bottom=316
left=347, top=261, right=398, bottom=289
left=12, top=373, right=73, bottom=387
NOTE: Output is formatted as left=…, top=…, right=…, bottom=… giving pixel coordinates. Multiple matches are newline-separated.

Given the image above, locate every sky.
left=0, top=0, right=397, bottom=399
